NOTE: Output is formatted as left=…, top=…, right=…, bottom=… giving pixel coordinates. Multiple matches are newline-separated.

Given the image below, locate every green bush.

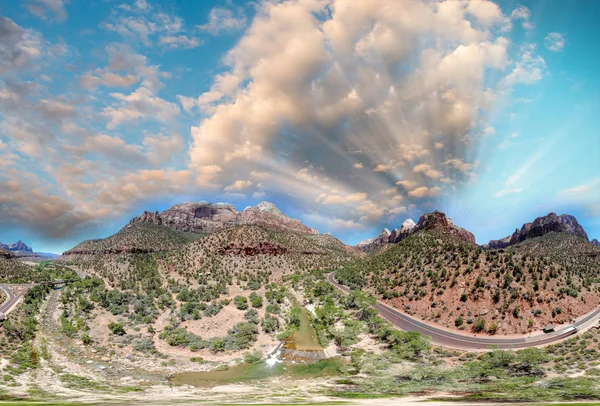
left=249, top=292, right=263, bottom=308
left=108, top=321, right=126, bottom=336
left=234, top=296, right=249, bottom=310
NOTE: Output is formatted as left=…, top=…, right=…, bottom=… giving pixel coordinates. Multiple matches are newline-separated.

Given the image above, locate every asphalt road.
left=327, top=272, right=600, bottom=350
left=0, top=283, right=38, bottom=316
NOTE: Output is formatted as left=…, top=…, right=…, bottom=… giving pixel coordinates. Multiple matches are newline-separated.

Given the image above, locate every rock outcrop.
left=356, top=229, right=391, bottom=252
left=134, top=201, right=317, bottom=235
left=591, top=238, right=600, bottom=247
left=486, top=236, right=512, bottom=249
left=0, top=248, right=15, bottom=259
left=485, top=213, right=590, bottom=249
left=389, top=219, right=416, bottom=243
left=412, top=211, right=476, bottom=244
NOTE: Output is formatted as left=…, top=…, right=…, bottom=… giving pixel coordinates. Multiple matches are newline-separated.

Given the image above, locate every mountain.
left=592, top=238, right=600, bottom=247
left=61, top=201, right=356, bottom=290
left=486, top=213, right=589, bottom=249
left=339, top=211, right=600, bottom=336
left=0, top=240, right=33, bottom=253
left=356, top=211, right=474, bottom=252
left=135, top=201, right=317, bottom=236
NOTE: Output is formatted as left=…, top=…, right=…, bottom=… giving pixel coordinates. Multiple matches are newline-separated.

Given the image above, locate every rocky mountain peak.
left=591, top=238, right=599, bottom=247
left=413, top=211, right=476, bottom=244
left=254, top=201, right=281, bottom=214
left=0, top=240, right=33, bottom=252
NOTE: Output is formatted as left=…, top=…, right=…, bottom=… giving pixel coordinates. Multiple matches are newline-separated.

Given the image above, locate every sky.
left=0, top=0, right=599, bottom=253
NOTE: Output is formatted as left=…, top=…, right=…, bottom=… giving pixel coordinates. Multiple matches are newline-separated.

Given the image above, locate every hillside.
left=0, top=248, right=36, bottom=283
left=337, top=216, right=600, bottom=336
left=63, top=221, right=204, bottom=256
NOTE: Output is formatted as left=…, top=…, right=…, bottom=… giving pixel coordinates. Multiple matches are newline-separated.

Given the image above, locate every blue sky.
left=0, top=0, right=598, bottom=253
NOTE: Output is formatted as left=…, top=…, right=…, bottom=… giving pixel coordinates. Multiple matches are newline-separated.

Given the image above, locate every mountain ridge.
left=133, top=201, right=318, bottom=236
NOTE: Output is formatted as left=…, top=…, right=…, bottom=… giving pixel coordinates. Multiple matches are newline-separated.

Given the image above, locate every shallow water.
left=170, top=358, right=344, bottom=387
left=283, top=300, right=323, bottom=352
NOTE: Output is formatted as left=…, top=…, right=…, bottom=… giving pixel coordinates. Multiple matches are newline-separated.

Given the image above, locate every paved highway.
left=327, top=272, right=600, bottom=350
left=0, top=283, right=39, bottom=317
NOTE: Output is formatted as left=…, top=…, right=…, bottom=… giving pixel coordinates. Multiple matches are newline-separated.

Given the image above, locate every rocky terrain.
left=340, top=211, right=600, bottom=335
left=592, top=238, right=600, bottom=247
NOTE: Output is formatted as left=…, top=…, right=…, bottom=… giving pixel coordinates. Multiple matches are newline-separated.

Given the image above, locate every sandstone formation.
left=486, top=213, right=590, bottom=249
left=412, top=211, right=476, bottom=244
left=134, top=201, right=317, bottom=235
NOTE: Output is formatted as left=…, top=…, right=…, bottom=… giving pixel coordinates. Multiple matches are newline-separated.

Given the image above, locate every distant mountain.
left=592, top=238, right=600, bottom=247
left=486, top=213, right=590, bottom=249
left=0, top=240, right=33, bottom=253
left=135, top=201, right=318, bottom=236
left=0, top=240, right=59, bottom=261
left=356, top=211, right=474, bottom=252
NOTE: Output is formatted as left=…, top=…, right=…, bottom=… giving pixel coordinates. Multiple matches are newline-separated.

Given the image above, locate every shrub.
left=261, top=315, right=280, bottom=333
left=249, top=292, right=263, bottom=308
left=108, top=321, right=126, bottom=336
left=473, top=318, right=486, bottom=333
left=455, top=317, right=464, bottom=327
left=234, top=296, right=249, bottom=310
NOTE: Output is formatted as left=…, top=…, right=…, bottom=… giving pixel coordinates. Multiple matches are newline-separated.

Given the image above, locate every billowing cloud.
left=0, top=1, right=564, bottom=243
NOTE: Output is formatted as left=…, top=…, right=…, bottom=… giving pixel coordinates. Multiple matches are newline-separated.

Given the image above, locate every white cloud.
left=413, top=163, right=443, bottom=179
left=501, top=45, right=546, bottom=86
left=197, top=7, right=246, bottom=35
left=159, top=35, right=201, bottom=49
left=510, top=5, right=533, bottom=30
left=102, top=87, right=180, bottom=128
left=545, top=32, right=566, bottom=52
left=224, top=179, right=253, bottom=192
left=408, top=186, right=442, bottom=198
left=557, top=179, right=600, bottom=199
left=27, top=0, right=69, bottom=22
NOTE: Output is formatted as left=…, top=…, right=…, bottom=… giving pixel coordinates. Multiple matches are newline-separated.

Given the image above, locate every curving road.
left=327, top=272, right=600, bottom=350
left=0, top=283, right=38, bottom=317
